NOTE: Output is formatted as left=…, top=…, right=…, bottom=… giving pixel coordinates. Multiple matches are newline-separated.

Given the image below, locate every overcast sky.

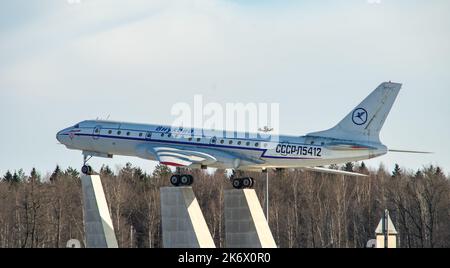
left=1, top=0, right=449, bottom=177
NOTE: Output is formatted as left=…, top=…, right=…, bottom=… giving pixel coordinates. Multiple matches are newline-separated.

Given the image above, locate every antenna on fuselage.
left=258, top=126, right=274, bottom=133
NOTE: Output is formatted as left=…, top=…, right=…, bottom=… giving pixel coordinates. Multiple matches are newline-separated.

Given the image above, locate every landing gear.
left=170, top=174, right=194, bottom=186
left=81, top=165, right=93, bottom=175
left=81, top=155, right=94, bottom=175
left=232, top=178, right=242, bottom=189
left=231, top=177, right=254, bottom=189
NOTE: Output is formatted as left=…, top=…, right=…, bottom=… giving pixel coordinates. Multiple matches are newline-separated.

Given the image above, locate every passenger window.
left=126, top=132, right=130, bottom=136
left=229, top=140, right=233, bottom=145
left=188, top=137, right=192, bottom=141
left=95, top=129, right=99, bottom=134
left=139, top=133, right=143, bottom=137
left=255, top=142, right=259, bottom=147
left=220, top=140, right=224, bottom=144
left=108, top=130, right=112, bottom=134
left=246, top=141, right=250, bottom=146
left=197, top=138, right=201, bottom=142
left=117, top=131, right=121, bottom=135
left=168, top=133, right=172, bottom=138
left=161, top=133, right=164, bottom=137
left=237, top=141, right=242, bottom=145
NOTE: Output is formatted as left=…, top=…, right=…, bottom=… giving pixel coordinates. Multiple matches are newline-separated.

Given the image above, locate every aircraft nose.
left=56, top=131, right=62, bottom=143
left=56, top=129, right=65, bottom=143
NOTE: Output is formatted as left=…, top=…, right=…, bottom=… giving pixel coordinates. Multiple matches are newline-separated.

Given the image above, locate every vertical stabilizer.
left=307, top=82, right=402, bottom=143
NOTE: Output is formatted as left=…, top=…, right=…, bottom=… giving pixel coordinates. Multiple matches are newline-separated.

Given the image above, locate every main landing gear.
left=170, top=174, right=194, bottom=186
left=81, top=155, right=94, bottom=175
left=168, top=173, right=253, bottom=189
left=231, top=177, right=254, bottom=189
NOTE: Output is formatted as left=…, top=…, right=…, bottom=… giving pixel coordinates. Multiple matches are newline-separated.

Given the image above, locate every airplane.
left=56, top=81, right=429, bottom=189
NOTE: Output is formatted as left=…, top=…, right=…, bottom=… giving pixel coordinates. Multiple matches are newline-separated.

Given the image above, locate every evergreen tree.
left=29, top=167, right=40, bottom=183
left=392, top=164, right=402, bottom=178
left=358, top=162, right=368, bottom=173
left=64, top=167, right=80, bottom=179
left=343, top=162, right=354, bottom=172
left=152, top=164, right=172, bottom=178
left=3, top=170, right=13, bottom=182
left=12, top=171, right=20, bottom=183
left=435, top=166, right=444, bottom=177
left=100, top=165, right=114, bottom=177
left=133, top=167, right=146, bottom=180
left=50, top=165, right=62, bottom=183
left=17, top=169, right=25, bottom=181
left=119, top=162, right=134, bottom=180
left=415, top=169, right=423, bottom=178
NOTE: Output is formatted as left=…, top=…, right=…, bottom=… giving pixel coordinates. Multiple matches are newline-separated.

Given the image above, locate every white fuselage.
left=57, top=120, right=387, bottom=171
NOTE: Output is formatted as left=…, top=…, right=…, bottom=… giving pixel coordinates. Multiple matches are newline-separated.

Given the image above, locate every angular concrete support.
left=160, top=187, right=216, bottom=248
left=81, top=175, right=118, bottom=248
left=224, top=189, right=277, bottom=248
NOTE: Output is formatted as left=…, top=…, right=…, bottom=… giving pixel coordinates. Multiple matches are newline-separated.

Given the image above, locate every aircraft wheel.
left=187, top=175, right=194, bottom=186
left=81, top=165, right=92, bottom=175
left=232, top=178, right=242, bottom=189
left=242, top=177, right=253, bottom=188
left=170, top=175, right=181, bottom=186
left=180, top=175, right=191, bottom=186
left=249, top=177, right=255, bottom=188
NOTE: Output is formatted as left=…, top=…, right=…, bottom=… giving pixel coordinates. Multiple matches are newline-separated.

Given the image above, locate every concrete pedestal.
left=224, top=189, right=277, bottom=248
left=160, top=187, right=216, bottom=248
left=81, top=175, right=118, bottom=248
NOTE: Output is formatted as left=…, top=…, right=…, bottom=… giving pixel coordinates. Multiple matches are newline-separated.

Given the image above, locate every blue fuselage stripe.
left=63, top=133, right=317, bottom=160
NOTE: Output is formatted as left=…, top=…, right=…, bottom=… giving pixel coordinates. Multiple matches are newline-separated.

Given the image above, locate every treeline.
left=0, top=162, right=449, bottom=248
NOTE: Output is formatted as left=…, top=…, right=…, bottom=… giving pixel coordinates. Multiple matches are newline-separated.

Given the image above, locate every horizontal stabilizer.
left=303, top=167, right=368, bottom=177
left=389, top=149, right=433, bottom=154
left=326, top=142, right=378, bottom=151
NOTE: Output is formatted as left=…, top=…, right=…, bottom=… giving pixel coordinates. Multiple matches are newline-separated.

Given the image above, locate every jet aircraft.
left=56, top=82, right=428, bottom=188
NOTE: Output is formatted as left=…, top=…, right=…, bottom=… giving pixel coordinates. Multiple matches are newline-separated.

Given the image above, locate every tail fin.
left=307, top=82, right=402, bottom=143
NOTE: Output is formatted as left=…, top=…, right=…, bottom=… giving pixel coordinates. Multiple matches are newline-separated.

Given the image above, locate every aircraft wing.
left=136, top=144, right=265, bottom=168
left=150, top=146, right=217, bottom=167
left=302, top=167, right=368, bottom=177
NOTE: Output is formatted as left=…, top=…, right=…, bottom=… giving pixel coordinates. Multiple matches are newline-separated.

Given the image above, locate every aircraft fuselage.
left=57, top=120, right=387, bottom=171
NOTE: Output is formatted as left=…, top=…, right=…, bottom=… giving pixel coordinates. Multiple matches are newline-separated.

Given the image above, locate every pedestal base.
left=224, top=189, right=277, bottom=248
left=81, top=175, right=118, bottom=248
left=160, top=187, right=216, bottom=248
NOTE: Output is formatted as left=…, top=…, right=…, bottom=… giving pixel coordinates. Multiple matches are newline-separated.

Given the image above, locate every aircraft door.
left=93, top=125, right=102, bottom=140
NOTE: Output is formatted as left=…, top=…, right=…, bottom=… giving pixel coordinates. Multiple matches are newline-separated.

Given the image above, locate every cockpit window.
left=74, top=124, right=80, bottom=128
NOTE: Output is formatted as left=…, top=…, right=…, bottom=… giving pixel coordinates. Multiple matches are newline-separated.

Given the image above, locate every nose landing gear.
left=81, top=165, right=93, bottom=175
left=81, top=155, right=94, bottom=175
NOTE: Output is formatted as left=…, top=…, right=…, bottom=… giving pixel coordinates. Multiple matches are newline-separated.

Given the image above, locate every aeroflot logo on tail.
left=352, top=108, right=368, bottom=125
left=169, top=94, right=281, bottom=144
